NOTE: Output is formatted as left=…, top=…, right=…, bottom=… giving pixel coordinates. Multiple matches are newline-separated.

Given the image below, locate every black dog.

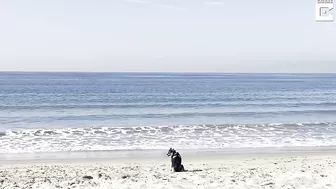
left=167, top=148, right=185, bottom=172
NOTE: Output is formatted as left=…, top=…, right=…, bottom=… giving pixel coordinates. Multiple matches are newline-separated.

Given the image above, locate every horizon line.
left=0, top=71, right=336, bottom=74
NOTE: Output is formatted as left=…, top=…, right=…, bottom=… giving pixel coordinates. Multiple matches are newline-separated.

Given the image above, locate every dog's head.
left=167, top=148, right=176, bottom=157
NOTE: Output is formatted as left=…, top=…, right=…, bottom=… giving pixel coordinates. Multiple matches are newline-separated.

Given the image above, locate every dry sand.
left=1, top=154, right=336, bottom=189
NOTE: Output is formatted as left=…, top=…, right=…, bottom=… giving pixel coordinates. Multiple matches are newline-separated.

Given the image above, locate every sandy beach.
left=1, top=151, right=336, bottom=189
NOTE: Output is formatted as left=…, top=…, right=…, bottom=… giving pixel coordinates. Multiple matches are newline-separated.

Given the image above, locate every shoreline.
left=2, top=146, right=336, bottom=165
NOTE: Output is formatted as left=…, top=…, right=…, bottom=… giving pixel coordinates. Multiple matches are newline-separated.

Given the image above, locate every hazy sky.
left=0, top=0, right=335, bottom=72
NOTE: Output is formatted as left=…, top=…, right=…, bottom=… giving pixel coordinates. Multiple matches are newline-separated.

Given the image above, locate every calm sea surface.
left=1, top=72, right=336, bottom=153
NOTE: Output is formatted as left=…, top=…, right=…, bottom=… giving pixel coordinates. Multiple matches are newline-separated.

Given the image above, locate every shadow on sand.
left=185, top=169, right=203, bottom=172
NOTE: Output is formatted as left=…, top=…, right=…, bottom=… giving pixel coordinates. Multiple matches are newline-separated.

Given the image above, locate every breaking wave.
left=1, top=122, right=336, bottom=153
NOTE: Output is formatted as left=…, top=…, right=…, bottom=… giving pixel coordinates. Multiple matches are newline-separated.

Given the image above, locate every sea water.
left=1, top=72, right=336, bottom=154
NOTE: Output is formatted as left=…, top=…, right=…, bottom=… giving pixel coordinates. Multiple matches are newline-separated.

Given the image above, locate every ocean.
left=1, top=72, right=336, bottom=154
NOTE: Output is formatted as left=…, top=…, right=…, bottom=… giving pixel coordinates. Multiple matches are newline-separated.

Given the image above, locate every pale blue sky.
left=0, top=0, right=335, bottom=72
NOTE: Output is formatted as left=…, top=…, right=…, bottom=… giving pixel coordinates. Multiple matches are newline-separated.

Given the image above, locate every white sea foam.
left=0, top=123, right=336, bottom=154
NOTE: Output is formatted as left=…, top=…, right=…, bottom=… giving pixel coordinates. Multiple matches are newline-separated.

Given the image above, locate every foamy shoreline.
left=2, top=122, right=336, bottom=154
left=1, top=150, right=336, bottom=189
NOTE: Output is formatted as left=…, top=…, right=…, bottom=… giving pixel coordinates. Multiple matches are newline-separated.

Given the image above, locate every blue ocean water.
left=1, top=72, right=336, bottom=153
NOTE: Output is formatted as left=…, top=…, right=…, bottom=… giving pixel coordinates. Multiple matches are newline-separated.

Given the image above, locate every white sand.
left=1, top=154, right=336, bottom=189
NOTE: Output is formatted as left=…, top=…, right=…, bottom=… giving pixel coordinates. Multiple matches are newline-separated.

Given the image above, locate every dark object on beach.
left=83, top=176, right=93, bottom=180
left=167, top=148, right=185, bottom=172
left=122, top=175, right=131, bottom=179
